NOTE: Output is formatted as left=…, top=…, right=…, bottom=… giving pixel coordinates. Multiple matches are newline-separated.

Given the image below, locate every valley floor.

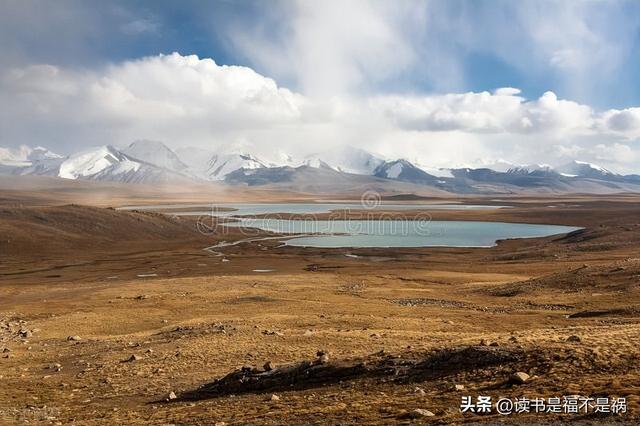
left=1, top=190, right=639, bottom=424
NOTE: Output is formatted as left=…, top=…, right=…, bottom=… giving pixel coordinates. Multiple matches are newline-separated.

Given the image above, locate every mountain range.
left=2, top=141, right=640, bottom=195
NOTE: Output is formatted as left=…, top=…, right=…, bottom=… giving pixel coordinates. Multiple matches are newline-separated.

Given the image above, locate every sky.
left=1, top=0, right=640, bottom=173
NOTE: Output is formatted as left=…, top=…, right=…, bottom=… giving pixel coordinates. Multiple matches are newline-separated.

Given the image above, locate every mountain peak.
left=558, top=160, right=616, bottom=178
left=123, top=140, right=188, bottom=172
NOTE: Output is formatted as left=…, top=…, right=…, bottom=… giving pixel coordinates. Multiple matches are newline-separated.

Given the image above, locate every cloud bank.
left=1, top=52, right=640, bottom=173
left=1, top=1, right=640, bottom=173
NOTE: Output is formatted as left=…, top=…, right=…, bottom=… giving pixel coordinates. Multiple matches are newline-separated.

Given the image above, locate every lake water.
left=119, top=202, right=580, bottom=248
left=226, top=218, right=580, bottom=248
left=119, top=202, right=507, bottom=217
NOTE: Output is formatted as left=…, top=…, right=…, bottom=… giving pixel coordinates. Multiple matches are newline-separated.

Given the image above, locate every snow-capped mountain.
left=58, top=146, right=140, bottom=179
left=557, top=160, right=616, bottom=179
left=175, top=145, right=268, bottom=180
left=3, top=142, right=640, bottom=194
left=0, top=145, right=62, bottom=167
left=175, top=146, right=216, bottom=175
left=122, top=140, right=188, bottom=172
left=206, top=152, right=266, bottom=180
left=481, top=159, right=519, bottom=173
left=300, top=146, right=384, bottom=175
left=6, top=145, right=192, bottom=184
left=505, top=164, right=558, bottom=179
left=58, top=145, right=197, bottom=184
left=373, top=159, right=439, bottom=184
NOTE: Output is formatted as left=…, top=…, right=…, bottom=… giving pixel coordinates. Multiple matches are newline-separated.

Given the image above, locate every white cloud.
left=599, top=108, right=640, bottom=136
left=0, top=53, right=304, bottom=154
left=226, top=0, right=421, bottom=96
left=1, top=53, right=640, bottom=173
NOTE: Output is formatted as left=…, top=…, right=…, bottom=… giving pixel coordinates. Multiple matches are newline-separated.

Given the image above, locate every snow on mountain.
left=419, top=167, right=454, bottom=178
left=122, top=140, right=188, bottom=172
left=409, top=159, right=455, bottom=178
left=0, top=145, right=62, bottom=166
left=506, top=164, right=556, bottom=175
left=5, top=141, right=640, bottom=194
left=301, top=146, right=384, bottom=175
left=557, top=160, right=616, bottom=178
left=206, top=152, right=266, bottom=180
left=58, top=146, right=139, bottom=179
left=480, top=159, right=518, bottom=173
left=174, top=146, right=215, bottom=174
left=373, top=159, right=439, bottom=184
left=56, top=145, right=195, bottom=184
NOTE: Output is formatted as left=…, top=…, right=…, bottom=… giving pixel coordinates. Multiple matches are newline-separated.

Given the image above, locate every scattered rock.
left=18, top=329, right=32, bottom=338
left=454, top=384, right=465, bottom=391
left=269, top=394, right=280, bottom=402
left=510, top=371, right=530, bottom=385
left=67, top=336, right=81, bottom=341
left=263, top=361, right=274, bottom=371
left=408, top=408, right=435, bottom=418
left=566, top=335, right=581, bottom=343
left=318, top=353, right=330, bottom=364
left=185, top=346, right=522, bottom=399
left=166, top=391, right=177, bottom=401
left=125, top=354, right=142, bottom=362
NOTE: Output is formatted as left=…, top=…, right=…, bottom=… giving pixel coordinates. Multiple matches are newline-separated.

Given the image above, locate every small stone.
left=479, top=339, right=487, bottom=346
left=19, top=329, right=32, bottom=338
left=566, top=335, right=581, bottom=343
left=166, top=391, right=177, bottom=401
left=454, top=384, right=465, bottom=391
left=408, top=409, right=435, bottom=418
left=510, top=371, right=530, bottom=385
left=67, top=336, right=81, bottom=341
left=318, top=354, right=330, bottom=364
left=214, top=422, right=226, bottom=426
left=414, top=387, right=426, bottom=396
left=126, top=354, right=142, bottom=362
left=146, top=349, right=154, bottom=354
left=508, top=336, right=518, bottom=343
left=263, top=361, right=274, bottom=371
left=269, top=394, right=280, bottom=402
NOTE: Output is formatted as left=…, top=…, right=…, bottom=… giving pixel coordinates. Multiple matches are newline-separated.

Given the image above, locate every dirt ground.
left=1, top=187, right=639, bottom=424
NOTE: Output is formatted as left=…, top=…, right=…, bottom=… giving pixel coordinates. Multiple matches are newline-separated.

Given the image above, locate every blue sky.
left=1, top=0, right=640, bottom=172
left=3, top=0, right=639, bottom=107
